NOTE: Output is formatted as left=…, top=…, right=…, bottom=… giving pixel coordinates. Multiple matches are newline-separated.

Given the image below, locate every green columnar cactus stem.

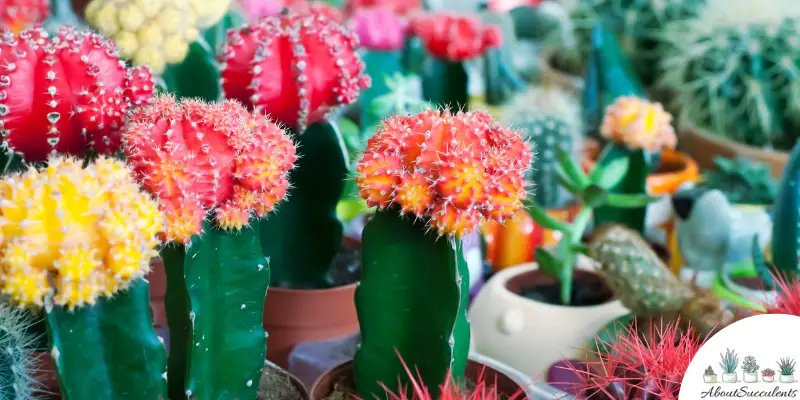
left=163, top=220, right=270, bottom=400
left=360, top=50, right=403, bottom=138
left=161, top=37, right=221, bottom=101
left=46, top=279, right=168, bottom=399
left=354, top=209, right=470, bottom=399
left=260, top=121, right=349, bottom=288
left=768, top=141, right=800, bottom=280
left=421, top=58, right=469, bottom=112
left=0, top=304, right=41, bottom=400
left=594, top=146, right=656, bottom=234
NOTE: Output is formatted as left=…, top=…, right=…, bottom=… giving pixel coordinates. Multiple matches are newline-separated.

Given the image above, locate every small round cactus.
left=356, top=109, right=531, bottom=237
left=123, top=95, right=297, bottom=244
left=349, top=7, right=408, bottom=51
left=409, top=13, right=502, bottom=62
left=84, top=0, right=204, bottom=74
left=220, top=11, right=370, bottom=131
left=0, top=0, right=49, bottom=33
left=600, top=96, right=676, bottom=151
left=0, top=26, right=154, bottom=162
left=0, top=303, right=41, bottom=400
left=0, top=156, right=162, bottom=309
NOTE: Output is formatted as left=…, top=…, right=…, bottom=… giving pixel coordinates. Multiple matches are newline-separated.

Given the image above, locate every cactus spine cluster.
left=503, top=85, right=583, bottom=209
left=0, top=26, right=154, bottom=162
left=0, top=0, right=49, bottom=33
left=354, top=110, right=530, bottom=399
left=658, top=0, right=800, bottom=149
left=0, top=303, right=41, bottom=400
left=220, top=11, right=371, bottom=132
left=409, top=13, right=502, bottom=111
left=123, top=95, right=296, bottom=400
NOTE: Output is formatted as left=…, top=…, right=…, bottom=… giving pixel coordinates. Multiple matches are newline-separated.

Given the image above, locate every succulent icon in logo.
left=704, top=365, right=718, bottom=383
left=779, top=357, right=796, bottom=383
left=762, top=368, right=776, bottom=383
left=742, top=356, right=759, bottom=383
left=720, top=348, right=739, bottom=383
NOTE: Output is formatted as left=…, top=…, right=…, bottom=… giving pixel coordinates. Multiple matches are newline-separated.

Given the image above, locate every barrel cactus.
left=124, top=95, right=297, bottom=399
left=0, top=0, right=48, bottom=33
left=0, top=303, right=41, bottom=400
left=0, top=26, right=153, bottom=162
left=658, top=0, right=800, bottom=149
left=354, top=109, right=531, bottom=398
left=503, top=85, right=583, bottom=209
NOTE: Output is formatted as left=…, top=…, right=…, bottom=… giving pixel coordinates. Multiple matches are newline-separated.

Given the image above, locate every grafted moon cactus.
left=0, top=26, right=154, bottom=162
left=350, top=7, right=408, bottom=51
left=0, top=0, right=48, bottom=33
left=343, top=0, right=421, bottom=18
left=220, top=11, right=370, bottom=132
left=123, top=94, right=296, bottom=244
left=353, top=110, right=530, bottom=399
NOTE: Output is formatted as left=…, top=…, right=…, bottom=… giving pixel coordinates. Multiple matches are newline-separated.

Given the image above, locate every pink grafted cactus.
left=220, top=12, right=370, bottom=131
left=123, top=95, right=297, bottom=244
left=349, top=7, right=408, bottom=51
left=236, top=0, right=342, bottom=22
left=0, top=26, right=154, bottom=162
left=409, top=13, right=502, bottom=62
left=343, top=0, right=421, bottom=18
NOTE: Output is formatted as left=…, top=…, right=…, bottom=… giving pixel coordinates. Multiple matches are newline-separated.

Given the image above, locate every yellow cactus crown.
left=600, top=96, right=677, bottom=152
left=85, top=0, right=203, bottom=74
left=0, top=156, right=163, bottom=310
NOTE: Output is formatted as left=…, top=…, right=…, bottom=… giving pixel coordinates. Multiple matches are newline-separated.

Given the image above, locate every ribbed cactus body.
left=220, top=11, right=370, bottom=132
left=588, top=224, right=694, bottom=314
left=503, top=86, right=582, bottom=209
left=0, top=304, right=39, bottom=400
left=0, top=27, right=153, bottom=162
left=659, top=0, right=800, bottom=149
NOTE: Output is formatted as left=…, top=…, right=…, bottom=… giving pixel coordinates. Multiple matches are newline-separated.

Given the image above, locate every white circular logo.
left=680, top=314, right=800, bottom=399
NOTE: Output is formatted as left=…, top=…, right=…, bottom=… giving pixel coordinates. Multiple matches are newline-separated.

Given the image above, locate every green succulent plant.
left=720, top=348, right=739, bottom=374
left=779, top=358, right=796, bottom=376
left=702, top=156, right=778, bottom=205
left=704, top=366, right=715, bottom=376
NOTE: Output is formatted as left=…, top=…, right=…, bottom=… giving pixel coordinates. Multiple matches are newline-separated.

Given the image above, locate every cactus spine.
left=354, top=110, right=531, bottom=398
left=503, top=85, right=583, bottom=209
left=123, top=95, right=296, bottom=399
left=658, top=0, right=800, bottom=149
left=0, top=303, right=41, bottom=400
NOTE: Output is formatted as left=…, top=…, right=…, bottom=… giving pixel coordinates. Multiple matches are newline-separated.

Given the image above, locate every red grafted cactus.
left=0, top=0, right=48, bottom=33
left=0, top=26, right=155, bottom=162
left=123, top=95, right=297, bottom=244
left=220, top=12, right=370, bottom=132
left=350, top=7, right=408, bottom=51
left=356, top=109, right=531, bottom=237
left=343, top=0, right=421, bottom=18
left=409, top=13, right=502, bottom=61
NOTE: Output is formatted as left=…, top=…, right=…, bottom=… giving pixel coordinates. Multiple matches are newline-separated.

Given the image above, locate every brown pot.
left=678, top=120, right=788, bottom=179
left=309, top=359, right=526, bottom=400
left=262, top=364, right=311, bottom=400
left=148, top=257, right=168, bottom=328
left=538, top=47, right=584, bottom=95
left=263, top=237, right=361, bottom=369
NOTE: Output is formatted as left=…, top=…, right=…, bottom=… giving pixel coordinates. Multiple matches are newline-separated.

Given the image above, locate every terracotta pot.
left=481, top=204, right=580, bottom=272
left=538, top=47, right=583, bottom=95
left=148, top=258, right=168, bottom=328
left=468, top=262, right=629, bottom=379
left=678, top=119, right=788, bottom=179
left=309, top=358, right=526, bottom=400
left=264, top=237, right=361, bottom=369
left=263, top=361, right=311, bottom=400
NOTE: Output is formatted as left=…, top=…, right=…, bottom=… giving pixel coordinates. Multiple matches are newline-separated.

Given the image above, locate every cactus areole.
left=220, top=12, right=371, bottom=132
left=353, top=110, right=530, bottom=399
left=0, top=26, right=154, bottom=162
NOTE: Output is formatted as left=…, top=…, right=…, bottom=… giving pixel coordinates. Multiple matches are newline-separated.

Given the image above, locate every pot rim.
left=264, top=360, right=311, bottom=400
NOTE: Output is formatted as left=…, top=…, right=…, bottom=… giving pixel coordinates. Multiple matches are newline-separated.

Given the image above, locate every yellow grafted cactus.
left=84, top=0, right=201, bottom=74
left=0, top=156, right=163, bottom=309
left=191, top=0, right=232, bottom=29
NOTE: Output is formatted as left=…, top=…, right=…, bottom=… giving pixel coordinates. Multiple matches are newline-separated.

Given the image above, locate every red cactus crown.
left=1, top=0, right=49, bottom=33
left=356, top=109, right=531, bottom=237
left=220, top=11, right=370, bottom=132
left=409, top=13, right=502, bottom=62
left=764, top=271, right=800, bottom=316
left=123, top=95, right=297, bottom=244
left=0, top=26, right=154, bottom=162
left=343, top=0, right=421, bottom=18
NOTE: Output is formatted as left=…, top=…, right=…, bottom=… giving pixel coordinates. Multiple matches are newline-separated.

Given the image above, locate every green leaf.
left=535, top=247, right=560, bottom=280
left=582, top=184, right=609, bottom=209
left=555, top=166, right=583, bottom=196
left=590, top=155, right=630, bottom=189
left=524, top=200, right=570, bottom=232
left=572, top=243, right=589, bottom=255
left=556, top=146, right=589, bottom=188
left=606, top=193, right=661, bottom=208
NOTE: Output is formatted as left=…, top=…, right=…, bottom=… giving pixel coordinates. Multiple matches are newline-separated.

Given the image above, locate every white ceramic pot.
left=722, top=373, right=738, bottom=383
left=744, top=372, right=758, bottom=383
left=703, top=375, right=718, bottom=383
left=781, top=375, right=794, bottom=383
left=468, top=261, right=629, bottom=379
left=763, top=375, right=775, bottom=383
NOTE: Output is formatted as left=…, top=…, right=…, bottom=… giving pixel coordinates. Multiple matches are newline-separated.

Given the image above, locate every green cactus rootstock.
left=360, top=50, right=403, bottom=139
left=162, top=219, right=270, bottom=400
left=161, top=37, right=221, bottom=101
left=421, top=57, right=469, bottom=112
left=354, top=209, right=470, bottom=399
left=259, top=121, right=349, bottom=288
left=46, top=278, right=168, bottom=400
left=769, top=141, right=800, bottom=280
left=593, top=145, right=657, bottom=234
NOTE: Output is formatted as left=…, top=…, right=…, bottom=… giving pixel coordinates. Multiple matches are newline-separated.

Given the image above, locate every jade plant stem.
left=354, top=209, right=470, bottom=400
left=162, top=220, right=270, bottom=400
